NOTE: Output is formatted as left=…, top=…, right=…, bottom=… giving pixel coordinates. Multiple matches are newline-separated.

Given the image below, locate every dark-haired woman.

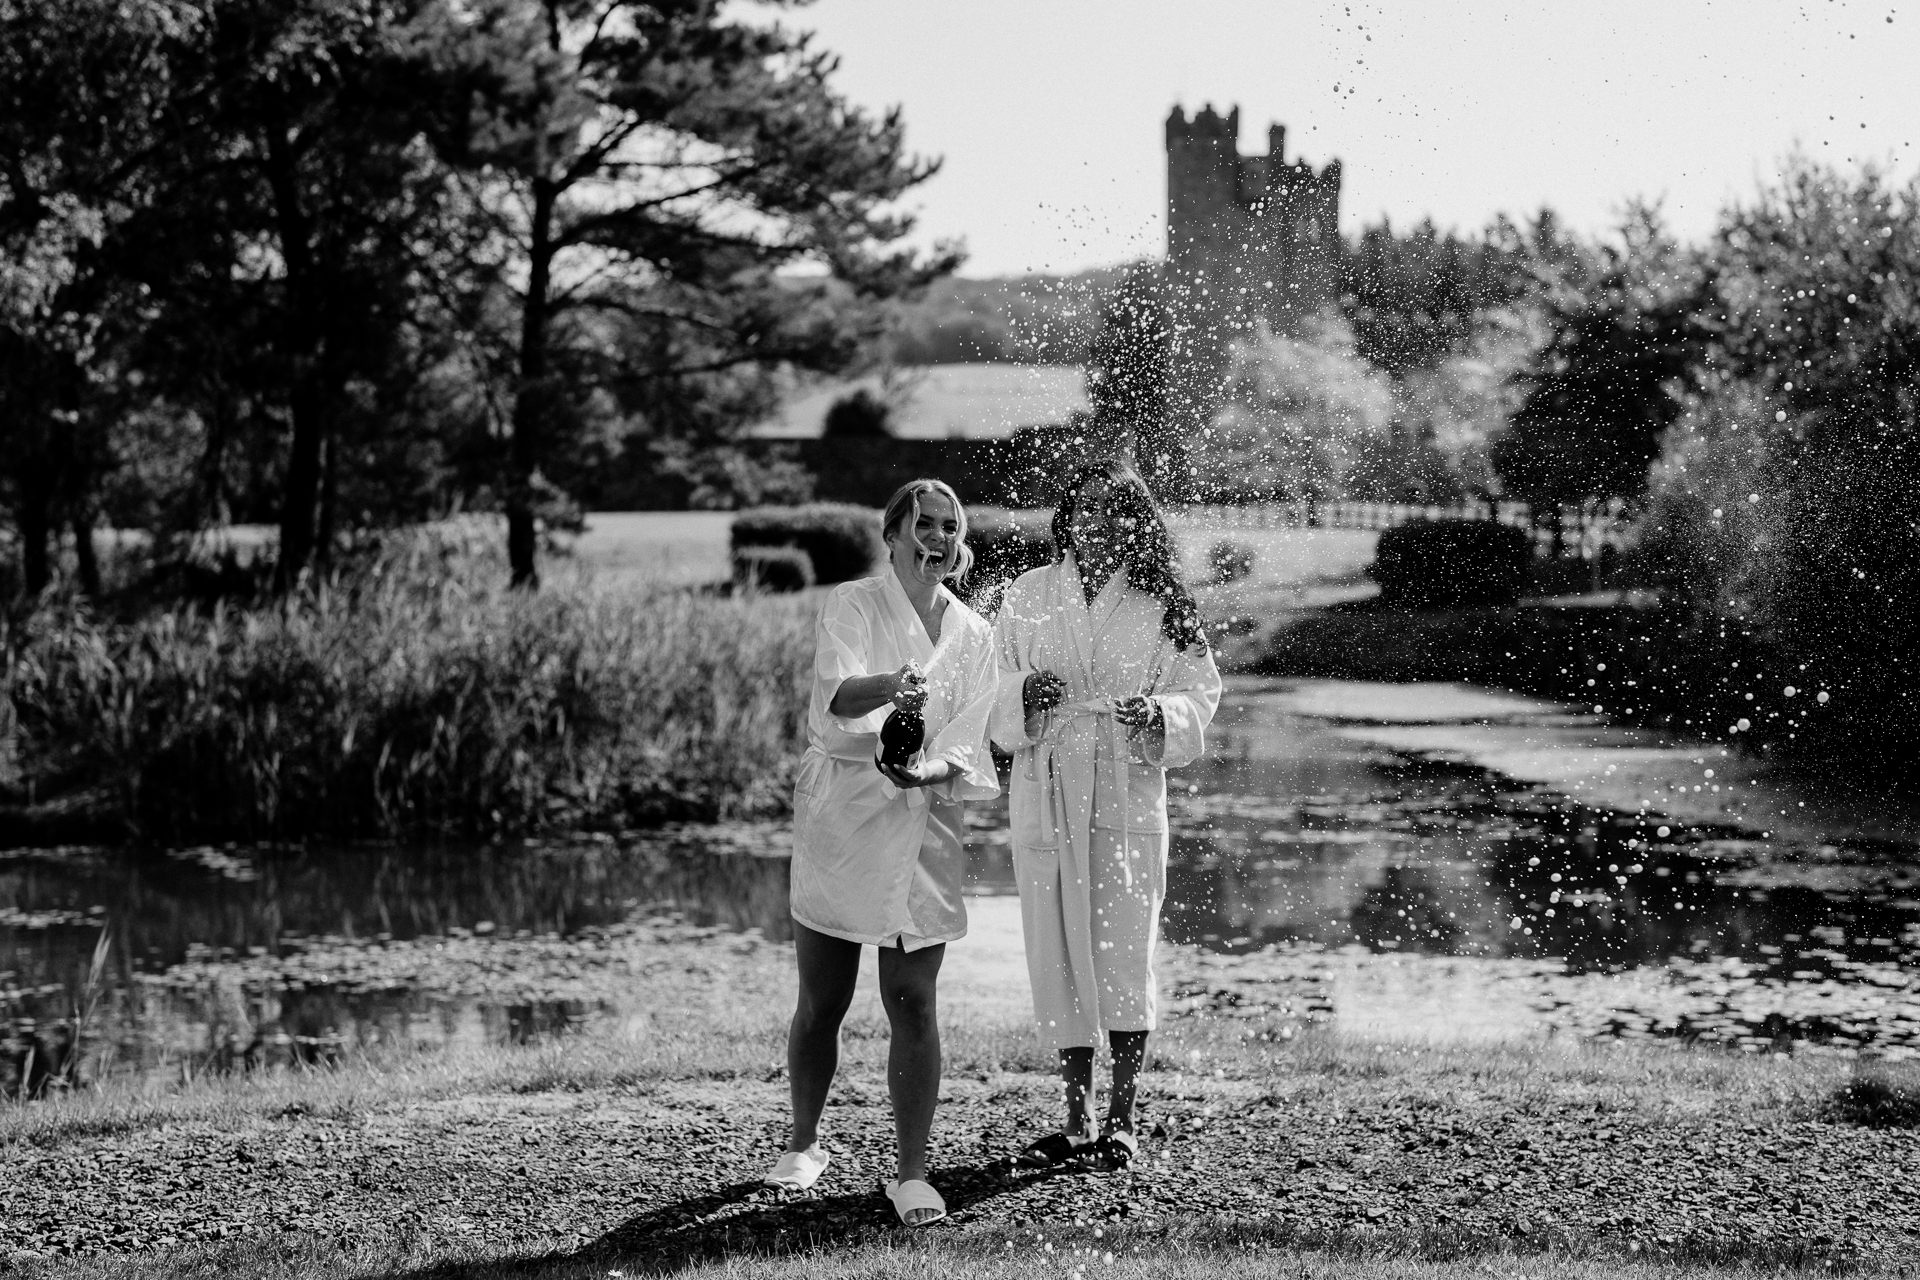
left=990, top=460, right=1221, bottom=1172
left=767, top=479, right=999, bottom=1228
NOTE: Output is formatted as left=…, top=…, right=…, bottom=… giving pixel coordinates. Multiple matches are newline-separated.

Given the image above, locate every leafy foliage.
left=1640, top=156, right=1920, bottom=775
left=0, top=0, right=955, bottom=594
left=1196, top=315, right=1399, bottom=502
left=1492, top=206, right=1707, bottom=506
left=421, top=0, right=959, bottom=584
left=1339, top=212, right=1560, bottom=377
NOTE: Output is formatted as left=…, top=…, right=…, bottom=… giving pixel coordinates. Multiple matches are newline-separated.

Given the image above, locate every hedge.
left=731, top=504, right=884, bottom=584
left=1208, top=540, right=1256, bottom=585
left=1369, top=518, right=1532, bottom=608
left=732, top=545, right=815, bottom=593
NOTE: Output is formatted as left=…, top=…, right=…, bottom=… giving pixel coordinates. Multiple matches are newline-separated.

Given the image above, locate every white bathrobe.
left=990, top=556, right=1221, bottom=1048
left=790, top=573, right=999, bottom=951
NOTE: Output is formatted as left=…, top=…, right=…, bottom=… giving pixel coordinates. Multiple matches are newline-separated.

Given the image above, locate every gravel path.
left=5, top=1067, right=1916, bottom=1270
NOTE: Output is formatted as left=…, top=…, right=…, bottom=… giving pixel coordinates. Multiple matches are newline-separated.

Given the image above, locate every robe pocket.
left=1123, top=763, right=1169, bottom=834
left=1009, top=759, right=1060, bottom=849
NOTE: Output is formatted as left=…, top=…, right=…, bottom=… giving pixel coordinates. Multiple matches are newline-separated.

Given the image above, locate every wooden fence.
left=1191, top=499, right=1633, bottom=561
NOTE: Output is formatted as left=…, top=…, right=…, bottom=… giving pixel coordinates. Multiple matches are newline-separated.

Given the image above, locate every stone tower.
left=1164, top=103, right=1342, bottom=342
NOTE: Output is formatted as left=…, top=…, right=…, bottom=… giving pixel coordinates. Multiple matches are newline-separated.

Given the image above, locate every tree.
left=184, top=0, right=472, bottom=585
left=1644, top=155, right=1920, bottom=773
left=1492, top=205, right=1704, bottom=510
left=1198, top=314, right=1399, bottom=503
left=420, top=0, right=957, bottom=586
left=0, top=0, right=199, bottom=593
left=1084, top=265, right=1175, bottom=489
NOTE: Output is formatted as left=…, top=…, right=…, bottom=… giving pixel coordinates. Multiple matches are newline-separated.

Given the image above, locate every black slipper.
left=1086, top=1130, right=1138, bottom=1172
left=1014, top=1132, right=1095, bottom=1168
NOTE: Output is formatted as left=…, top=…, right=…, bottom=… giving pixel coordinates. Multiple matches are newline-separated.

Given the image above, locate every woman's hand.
left=892, top=662, right=928, bottom=713
left=1113, top=696, right=1160, bottom=731
left=831, top=664, right=925, bottom=720
left=877, top=757, right=957, bottom=789
left=1023, top=670, right=1066, bottom=718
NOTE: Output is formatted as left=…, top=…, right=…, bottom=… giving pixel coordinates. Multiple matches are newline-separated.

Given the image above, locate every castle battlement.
left=1165, top=103, right=1341, bottom=335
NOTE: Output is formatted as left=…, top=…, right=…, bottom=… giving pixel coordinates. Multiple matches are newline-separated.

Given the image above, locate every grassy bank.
left=1245, top=595, right=1905, bottom=789
left=0, top=526, right=816, bottom=843
left=6, top=921, right=1920, bottom=1276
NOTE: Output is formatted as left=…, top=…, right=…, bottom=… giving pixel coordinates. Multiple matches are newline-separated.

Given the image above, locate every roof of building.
left=750, top=363, right=1089, bottom=440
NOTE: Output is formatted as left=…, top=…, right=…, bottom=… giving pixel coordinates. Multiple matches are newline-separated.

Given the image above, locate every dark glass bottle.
left=878, top=702, right=924, bottom=769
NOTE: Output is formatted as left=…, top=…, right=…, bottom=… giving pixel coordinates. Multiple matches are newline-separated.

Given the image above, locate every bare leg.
left=877, top=941, right=945, bottom=1187
left=786, top=922, right=861, bottom=1153
left=1059, top=1046, right=1097, bottom=1138
left=1105, top=1030, right=1148, bottom=1135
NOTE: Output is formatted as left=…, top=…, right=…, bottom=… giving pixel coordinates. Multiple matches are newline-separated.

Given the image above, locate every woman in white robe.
left=990, top=460, right=1221, bottom=1172
left=767, top=480, right=999, bottom=1228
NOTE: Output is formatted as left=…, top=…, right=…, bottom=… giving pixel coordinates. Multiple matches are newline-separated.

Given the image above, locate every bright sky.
left=788, top=0, right=1916, bottom=277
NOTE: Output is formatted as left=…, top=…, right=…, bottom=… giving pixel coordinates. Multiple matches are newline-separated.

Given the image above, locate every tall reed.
left=2, top=526, right=816, bottom=841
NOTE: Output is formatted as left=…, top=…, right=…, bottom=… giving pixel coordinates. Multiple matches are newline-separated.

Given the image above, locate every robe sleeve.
left=1141, top=637, right=1222, bottom=770
left=815, top=586, right=884, bottom=736
left=989, top=584, right=1044, bottom=751
left=924, top=629, right=1000, bottom=801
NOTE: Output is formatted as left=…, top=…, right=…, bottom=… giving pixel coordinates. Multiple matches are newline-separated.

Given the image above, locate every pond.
left=6, top=678, right=1919, bottom=1092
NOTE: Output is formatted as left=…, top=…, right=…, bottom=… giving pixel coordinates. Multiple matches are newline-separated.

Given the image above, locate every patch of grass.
left=0, top=1213, right=1870, bottom=1278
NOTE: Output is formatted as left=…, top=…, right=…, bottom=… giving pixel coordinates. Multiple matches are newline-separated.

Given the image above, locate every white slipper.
left=764, top=1144, right=829, bottom=1191
left=885, top=1178, right=947, bottom=1227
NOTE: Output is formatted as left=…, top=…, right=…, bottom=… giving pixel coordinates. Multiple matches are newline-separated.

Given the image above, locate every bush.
left=1834, top=1061, right=1920, bottom=1128
left=1208, top=540, right=1256, bottom=585
left=1, top=524, right=817, bottom=841
left=732, top=545, right=814, bottom=593
left=966, top=507, right=1055, bottom=589
left=1637, top=383, right=1920, bottom=775
left=1369, top=518, right=1531, bottom=608
left=821, top=388, right=892, bottom=438
left=730, top=504, right=883, bottom=584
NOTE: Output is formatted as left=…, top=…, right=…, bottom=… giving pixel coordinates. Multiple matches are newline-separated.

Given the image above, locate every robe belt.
left=1026, top=698, right=1140, bottom=891
left=815, top=740, right=929, bottom=805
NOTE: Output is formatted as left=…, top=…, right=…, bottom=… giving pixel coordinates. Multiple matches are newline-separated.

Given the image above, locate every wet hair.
left=881, top=479, right=974, bottom=587
left=1051, top=460, right=1207, bottom=652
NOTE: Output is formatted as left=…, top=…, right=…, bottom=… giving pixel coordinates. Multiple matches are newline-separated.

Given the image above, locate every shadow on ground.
left=379, top=1159, right=1055, bottom=1278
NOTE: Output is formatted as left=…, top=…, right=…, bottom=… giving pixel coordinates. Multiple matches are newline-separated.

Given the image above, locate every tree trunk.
left=71, top=513, right=100, bottom=597
left=317, top=427, right=337, bottom=572
left=19, top=480, right=50, bottom=596
left=263, top=121, right=327, bottom=592
left=199, top=383, right=234, bottom=528
left=507, top=178, right=556, bottom=590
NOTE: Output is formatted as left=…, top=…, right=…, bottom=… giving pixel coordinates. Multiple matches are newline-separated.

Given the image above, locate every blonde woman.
left=765, top=480, right=999, bottom=1227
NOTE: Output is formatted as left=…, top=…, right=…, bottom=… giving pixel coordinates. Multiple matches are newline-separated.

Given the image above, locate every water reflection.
left=1, top=835, right=787, bottom=1089
left=5, top=681, right=1920, bottom=1086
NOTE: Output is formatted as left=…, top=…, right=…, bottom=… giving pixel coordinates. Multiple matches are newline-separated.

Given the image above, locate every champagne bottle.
left=879, top=664, right=926, bottom=769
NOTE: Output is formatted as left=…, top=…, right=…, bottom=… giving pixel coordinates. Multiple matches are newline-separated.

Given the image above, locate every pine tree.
left=418, top=0, right=957, bottom=586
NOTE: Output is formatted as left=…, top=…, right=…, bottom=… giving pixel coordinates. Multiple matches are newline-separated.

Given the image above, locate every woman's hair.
left=1051, top=460, right=1207, bottom=652
left=881, top=479, right=974, bottom=587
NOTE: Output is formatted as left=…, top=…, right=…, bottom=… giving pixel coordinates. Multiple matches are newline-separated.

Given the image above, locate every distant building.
left=1164, top=103, right=1343, bottom=341
left=750, top=364, right=1089, bottom=440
